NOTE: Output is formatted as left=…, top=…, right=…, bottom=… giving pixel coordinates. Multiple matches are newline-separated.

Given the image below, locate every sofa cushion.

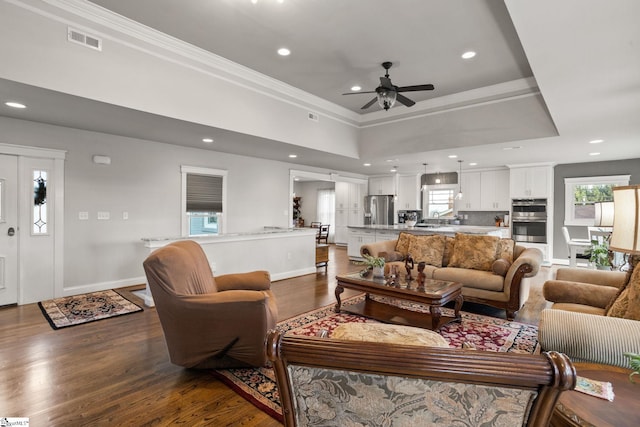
left=606, top=264, right=640, bottom=320
left=442, top=236, right=455, bottom=267
left=379, top=250, right=405, bottom=262
left=433, top=267, right=504, bottom=292
left=395, top=232, right=412, bottom=255
left=492, top=258, right=512, bottom=277
left=407, top=234, right=446, bottom=267
left=448, top=234, right=500, bottom=272
left=496, top=238, right=515, bottom=263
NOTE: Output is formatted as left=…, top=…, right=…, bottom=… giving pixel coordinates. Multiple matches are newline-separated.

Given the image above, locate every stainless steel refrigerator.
left=364, top=195, right=394, bottom=225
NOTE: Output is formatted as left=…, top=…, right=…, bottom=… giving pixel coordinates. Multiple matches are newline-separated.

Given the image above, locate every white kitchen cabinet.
left=347, top=229, right=376, bottom=258
left=376, top=230, right=400, bottom=242
left=510, top=166, right=552, bottom=198
left=335, top=183, right=366, bottom=243
left=368, top=176, right=395, bottom=195
left=335, top=182, right=349, bottom=210
left=334, top=224, right=348, bottom=245
left=480, top=169, right=510, bottom=210
left=455, top=171, right=481, bottom=211
left=396, top=175, right=420, bottom=210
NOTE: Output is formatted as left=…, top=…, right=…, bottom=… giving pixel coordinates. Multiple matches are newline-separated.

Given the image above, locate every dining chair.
left=316, top=224, right=329, bottom=244
left=562, top=226, right=591, bottom=267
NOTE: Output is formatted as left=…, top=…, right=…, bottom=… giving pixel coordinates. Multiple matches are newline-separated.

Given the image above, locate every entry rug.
left=39, top=289, right=143, bottom=330
left=211, top=295, right=540, bottom=421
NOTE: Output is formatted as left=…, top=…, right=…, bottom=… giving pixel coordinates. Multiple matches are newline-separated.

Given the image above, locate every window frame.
left=564, top=175, right=630, bottom=226
left=181, top=165, right=227, bottom=236
left=423, top=184, right=456, bottom=218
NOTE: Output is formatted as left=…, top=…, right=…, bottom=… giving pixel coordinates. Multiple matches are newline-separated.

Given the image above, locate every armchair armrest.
left=556, top=268, right=627, bottom=289
left=501, top=247, right=543, bottom=319
left=538, top=309, right=640, bottom=369
left=215, top=270, right=271, bottom=291
left=543, top=280, right=618, bottom=308
left=360, top=239, right=397, bottom=258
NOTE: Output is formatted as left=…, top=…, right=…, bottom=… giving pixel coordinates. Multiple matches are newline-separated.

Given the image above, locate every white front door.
left=0, top=154, right=19, bottom=305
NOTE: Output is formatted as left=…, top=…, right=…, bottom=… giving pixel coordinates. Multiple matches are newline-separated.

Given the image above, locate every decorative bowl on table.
left=406, top=220, right=417, bottom=227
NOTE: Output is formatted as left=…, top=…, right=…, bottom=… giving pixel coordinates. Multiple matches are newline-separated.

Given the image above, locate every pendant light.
left=421, top=163, right=428, bottom=191
left=455, top=160, right=464, bottom=200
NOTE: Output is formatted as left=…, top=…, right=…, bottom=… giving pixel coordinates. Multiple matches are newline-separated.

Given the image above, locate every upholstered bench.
left=331, top=322, right=450, bottom=348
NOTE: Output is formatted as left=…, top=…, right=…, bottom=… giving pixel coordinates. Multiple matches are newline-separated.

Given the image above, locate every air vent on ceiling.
left=307, top=112, right=319, bottom=122
left=68, top=27, right=102, bottom=51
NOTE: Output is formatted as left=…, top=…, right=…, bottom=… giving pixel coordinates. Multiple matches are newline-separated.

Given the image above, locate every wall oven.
left=511, top=199, right=547, bottom=243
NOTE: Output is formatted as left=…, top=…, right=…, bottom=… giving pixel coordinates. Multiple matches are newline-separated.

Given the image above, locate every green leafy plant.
left=587, top=240, right=611, bottom=268
left=624, top=352, right=640, bottom=384
left=358, top=254, right=385, bottom=268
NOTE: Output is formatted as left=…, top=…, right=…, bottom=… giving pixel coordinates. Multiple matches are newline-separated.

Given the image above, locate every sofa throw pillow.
left=606, top=264, right=640, bottom=320
left=448, top=233, right=500, bottom=271
left=407, top=234, right=446, bottom=267
left=442, top=236, right=455, bottom=267
left=395, top=232, right=412, bottom=255
left=492, top=258, right=512, bottom=277
left=496, top=238, right=515, bottom=263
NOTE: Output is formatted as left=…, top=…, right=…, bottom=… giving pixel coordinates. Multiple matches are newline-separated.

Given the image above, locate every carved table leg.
left=453, top=294, right=464, bottom=321
left=430, top=306, right=441, bottom=330
left=334, top=284, right=344, bottom=313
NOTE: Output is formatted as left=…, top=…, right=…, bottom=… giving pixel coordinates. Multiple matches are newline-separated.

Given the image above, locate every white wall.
left=0, top=116, right=340, bottom=294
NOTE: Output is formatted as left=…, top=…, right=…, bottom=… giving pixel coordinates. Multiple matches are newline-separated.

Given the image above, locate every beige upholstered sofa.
left=360, top=232, right=543, bottom=319
left=539, top=267, right=640, bottom=369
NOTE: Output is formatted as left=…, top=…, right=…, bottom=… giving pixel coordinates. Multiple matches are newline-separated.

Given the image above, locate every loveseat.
left=360, top=232, right=543, bottom=319
left=538, top=267, right=640, bottom=369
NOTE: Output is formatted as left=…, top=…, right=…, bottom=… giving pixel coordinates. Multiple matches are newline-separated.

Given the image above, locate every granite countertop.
left=142, top=226, right=314, bottom=242
left=347, top=224, right=508, bottom=235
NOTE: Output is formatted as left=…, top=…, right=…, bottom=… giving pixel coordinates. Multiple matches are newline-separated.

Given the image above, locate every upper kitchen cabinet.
left=480, top=169, right=510, bottom=210
left=509, top=166, right=553, bottom=198
left=368, top=176, right=395, bottom=195
left=335, top=181, right=350, bottom=210
left=454, top=171, right=481, bottom=210
left=396, top=175, right=420, bottom=210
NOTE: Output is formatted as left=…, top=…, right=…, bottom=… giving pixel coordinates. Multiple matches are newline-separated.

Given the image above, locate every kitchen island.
left=141, top=227, right=317, bottom=306
left=346, top=224, right=510, bottom=260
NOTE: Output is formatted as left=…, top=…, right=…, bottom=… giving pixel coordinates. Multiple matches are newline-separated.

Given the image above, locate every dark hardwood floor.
left=0, top=245, right=554, bottom=426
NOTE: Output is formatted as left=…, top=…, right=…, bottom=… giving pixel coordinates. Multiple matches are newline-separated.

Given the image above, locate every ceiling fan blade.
left=342, top=91, right=377, bottom=95
left=396, top=93, right=416, bottom=107
left=396, top=84, right=435, bottom=92
left=379, top=77, right=394, bottom=89
left=361, top=97, right=378, bottom=109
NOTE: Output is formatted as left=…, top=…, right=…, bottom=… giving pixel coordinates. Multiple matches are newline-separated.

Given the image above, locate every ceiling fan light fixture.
left=377, top=88, right=396, bottom=110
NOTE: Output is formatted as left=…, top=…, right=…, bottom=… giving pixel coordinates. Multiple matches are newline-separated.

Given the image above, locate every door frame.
left=0, top=143, right=65, bottom=304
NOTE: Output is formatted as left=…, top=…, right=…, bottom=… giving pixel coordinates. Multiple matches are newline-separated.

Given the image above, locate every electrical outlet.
left=122, top=211, right=129, bottom=220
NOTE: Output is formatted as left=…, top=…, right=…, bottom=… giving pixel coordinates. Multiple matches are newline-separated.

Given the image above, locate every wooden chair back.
left=266, top=330, right=576, bottom=427
left=316, top=224, right=329, bottom=244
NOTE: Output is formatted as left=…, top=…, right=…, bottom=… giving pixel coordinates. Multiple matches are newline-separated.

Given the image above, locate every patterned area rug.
left=38, top=289, right=143, bottom=330
left=211, top=295, right=540, bottom=421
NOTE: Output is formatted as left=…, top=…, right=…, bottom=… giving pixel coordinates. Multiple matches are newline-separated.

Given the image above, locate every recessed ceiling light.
left=462, top=51, right=476, bottom=59
left=277, top=48, right=290, bottom=56
left=390, top=166, right=398, bottom=172
left=469, top=162, right=478, bottom=166
left=589, top=139, right=604, bottom=144
left=363, top=163, right=371, bottom=167
left=351, top=85, right=362, bottom=92
left=503, top=146, right=521, bottom=150
left=448, top=154, right=458, bottom=159
left=5, top=101, right=26, bottom=109
left=589, top=152, right=601, bottom=156
left=288, top=154, right=297, bottom=158
left=202, top=138, right=214, bottom=143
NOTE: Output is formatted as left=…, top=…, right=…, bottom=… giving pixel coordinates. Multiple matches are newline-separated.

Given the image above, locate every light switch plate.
left=79, top=211, right=89, bottom=220
left=97, top=211, right=110, bottom=220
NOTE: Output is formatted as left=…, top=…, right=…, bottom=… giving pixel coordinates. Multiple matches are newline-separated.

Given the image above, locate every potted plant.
left=588, top=240, right=611, bottom=270
left=358, top=254, right=385, bottom=278
left=624, top=352, right=640, bottom=384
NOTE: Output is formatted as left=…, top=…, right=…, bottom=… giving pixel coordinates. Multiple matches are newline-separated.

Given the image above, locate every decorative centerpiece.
left=405, top=211, right=418, bottom=227
left=358, top=254, right=385, bottom=278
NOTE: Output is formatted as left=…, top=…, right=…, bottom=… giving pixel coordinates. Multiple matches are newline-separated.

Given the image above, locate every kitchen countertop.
left=347, top=224, right=509, bottom=235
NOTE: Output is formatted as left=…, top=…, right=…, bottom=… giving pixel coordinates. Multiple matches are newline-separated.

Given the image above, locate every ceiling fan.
left=343, top=61, right=435, bottom=111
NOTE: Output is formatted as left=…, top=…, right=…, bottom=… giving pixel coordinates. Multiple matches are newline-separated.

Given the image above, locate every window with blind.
left=181, top=166, right=227, bottom=236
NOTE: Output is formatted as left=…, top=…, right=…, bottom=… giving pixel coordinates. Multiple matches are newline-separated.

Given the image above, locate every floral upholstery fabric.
left=448, top=234, right=500, bottom=272
left=407, top=234, right=446, bottom=267
left=606, top=264, right=640, bottom=320
left=395, top=232, right=413, bottom=255
left=496, top=238, right=515, bottom=263
left=288, top=366, right=536, bottom=427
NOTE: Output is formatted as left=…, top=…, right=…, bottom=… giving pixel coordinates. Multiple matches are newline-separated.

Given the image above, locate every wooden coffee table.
left=335, top=272, right=463, bottom=330
left=551, top=362, right=639, bottom=427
